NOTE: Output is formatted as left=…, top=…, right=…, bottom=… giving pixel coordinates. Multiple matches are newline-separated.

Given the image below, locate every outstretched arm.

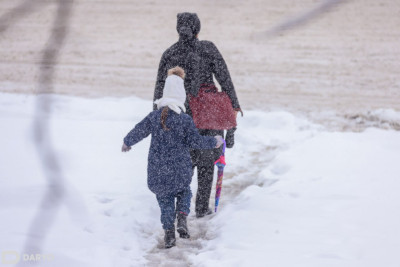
left=123, top=114, right=152, bottom=150
left=184, top=118, right=218, bottom=150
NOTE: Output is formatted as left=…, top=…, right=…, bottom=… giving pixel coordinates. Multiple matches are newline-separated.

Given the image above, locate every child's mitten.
left=121, top=143, right=131, bottom=152
left=214, top=135, right=224, bottom=148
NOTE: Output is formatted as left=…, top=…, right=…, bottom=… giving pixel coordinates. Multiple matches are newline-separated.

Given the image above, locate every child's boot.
left=177, top=212, right=190, bottom=239
left=164, top=227, right=176, bottom=249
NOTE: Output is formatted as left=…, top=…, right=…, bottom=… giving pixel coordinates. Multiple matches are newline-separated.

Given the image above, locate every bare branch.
left=264, top=0, right=347, bottom=38
left=0, top=0, right=49, bottom=33
left=19, top=0, right=74, bottom=258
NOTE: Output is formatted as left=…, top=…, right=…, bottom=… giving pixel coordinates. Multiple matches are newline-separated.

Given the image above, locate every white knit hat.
left=154, top=75, right=186, bottom=114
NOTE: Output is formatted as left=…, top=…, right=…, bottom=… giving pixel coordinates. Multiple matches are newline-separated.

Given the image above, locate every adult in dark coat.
left=153, top=13, right=242, bottom=217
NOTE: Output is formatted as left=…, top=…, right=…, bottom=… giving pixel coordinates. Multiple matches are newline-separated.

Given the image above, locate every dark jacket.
left=153, top=13, right=241, bottom=114
left=123, top=109, right=217, bottom=196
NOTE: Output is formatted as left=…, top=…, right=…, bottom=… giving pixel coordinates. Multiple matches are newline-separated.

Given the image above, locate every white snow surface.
left=1, top=93, right=400, bottom=267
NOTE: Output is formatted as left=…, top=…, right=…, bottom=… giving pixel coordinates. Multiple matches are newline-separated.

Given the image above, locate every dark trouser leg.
left=156, top=194, right=175, bottom=230
left=191, top=129, right=224, bottom=217
left=195, top=164, right=215, bottom=216
left=175, top=187, right=192, bottom=215
left=176, top=187, right=191, bottom=238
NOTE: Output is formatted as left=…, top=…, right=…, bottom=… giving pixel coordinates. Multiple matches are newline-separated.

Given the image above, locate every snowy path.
left=144, top=142, right=280, bottom=266
left=1, top=93, right=400, bottom=266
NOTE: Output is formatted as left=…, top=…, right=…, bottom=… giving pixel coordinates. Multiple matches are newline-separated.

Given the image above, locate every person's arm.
left=207, top=41, right=242, bottom=113
left=123, top=114, right=153, bottom=149
left=153, top=52, right=169, bottom=110
left=184, top=117, right=218, bottom=150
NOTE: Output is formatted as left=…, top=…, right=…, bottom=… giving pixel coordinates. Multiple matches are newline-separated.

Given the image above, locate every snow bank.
left=192, top=113, right=400, bottom=267
left=1, top=93, right=399, bottom=266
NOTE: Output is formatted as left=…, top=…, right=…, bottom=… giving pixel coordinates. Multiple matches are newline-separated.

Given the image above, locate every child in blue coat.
left=122, top=67, right=223, bottom=248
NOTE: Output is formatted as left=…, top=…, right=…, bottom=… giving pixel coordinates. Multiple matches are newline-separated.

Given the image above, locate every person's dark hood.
left=176, top=12, right=201, bottom=40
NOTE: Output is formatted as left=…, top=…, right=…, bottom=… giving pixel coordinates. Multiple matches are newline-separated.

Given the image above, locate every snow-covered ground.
left=1, top=0, right=400, bottom=265
left=1, top=93, right=399, bottom=266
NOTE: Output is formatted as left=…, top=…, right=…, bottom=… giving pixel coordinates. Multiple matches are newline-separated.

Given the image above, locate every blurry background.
left=1, top=0, right=399, bottom=114
left=1, top=2, right=400, bottom=265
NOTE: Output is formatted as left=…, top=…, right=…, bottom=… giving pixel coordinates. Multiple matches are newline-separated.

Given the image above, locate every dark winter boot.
left=195, top=208, right=213, bottom=218
left=176, top=212, right=190, bottom=238
left=164, top=227, right=176, bottom=249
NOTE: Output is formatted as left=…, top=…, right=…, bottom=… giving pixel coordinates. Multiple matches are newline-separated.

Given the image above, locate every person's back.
left=122, top=70, right=223, bottom=248
left=154, top=13, right=241, bottom=112
left=125, top=107, right=213, bottom=196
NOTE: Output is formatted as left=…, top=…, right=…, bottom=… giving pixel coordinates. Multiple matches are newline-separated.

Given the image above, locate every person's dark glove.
left=225, top=127, right=236, bottom=148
